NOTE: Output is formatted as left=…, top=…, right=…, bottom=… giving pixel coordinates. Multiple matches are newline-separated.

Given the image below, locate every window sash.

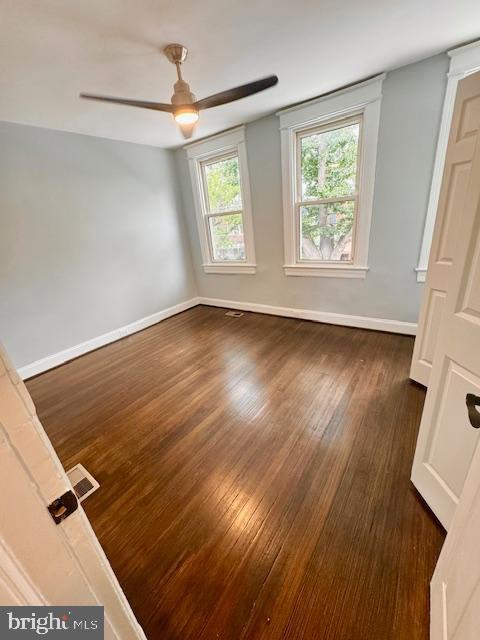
left=200, top=151, right=243, bottom=216
left=199, top=152, right=248, bottom=263
left=198, top=153, right=246, bottom=263
left=205, top=209, right=246, bottom=263
left=295, top=199, right=358, bottom=264
left=294, top=114, right=362, bottom=264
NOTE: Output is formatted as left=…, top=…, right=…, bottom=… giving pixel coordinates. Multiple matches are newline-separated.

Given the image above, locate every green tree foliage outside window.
left=204, top=156, right=242, bottom=213
left=204, top=155, right=245, bottom=261
left=299, top=121, right=359, bottom=261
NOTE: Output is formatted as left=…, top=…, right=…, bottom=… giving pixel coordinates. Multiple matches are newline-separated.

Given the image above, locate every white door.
left=0, top=342, right=145, bottom=640
left=431, top=435, right=480, bottom=639
left=411, top=72, right=480, bottom=530
left=410, top=70, right=480, bottom=387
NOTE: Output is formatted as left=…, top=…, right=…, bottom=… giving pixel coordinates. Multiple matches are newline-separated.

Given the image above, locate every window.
left=297, top=116, right=361, bottom=263
left=279, top=75, right=384, bottom=278
left=186, top=127, right=256, bottom=274
left=202, top=153, right=245, bottom=261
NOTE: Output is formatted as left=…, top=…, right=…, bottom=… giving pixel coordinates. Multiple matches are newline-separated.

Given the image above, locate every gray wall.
left=177, top=53, right=449, bottom=323
left=0, top=52, right=449, bottom=369
left=0, top=122, right=196, bottom=368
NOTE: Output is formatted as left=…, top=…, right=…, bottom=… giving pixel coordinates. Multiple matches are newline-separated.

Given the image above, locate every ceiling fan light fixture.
left=174, top=106, right=199, bottom=139
left=174, top=108, right=199, bottom=125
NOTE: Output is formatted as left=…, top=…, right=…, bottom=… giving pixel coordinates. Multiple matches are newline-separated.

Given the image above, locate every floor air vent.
left=66, top=463, right=100, bottom=502
left=225, top=310, right=244, bottom=317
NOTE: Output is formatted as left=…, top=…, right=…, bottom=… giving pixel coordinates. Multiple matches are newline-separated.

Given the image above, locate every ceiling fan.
left=80, top=43, right=278, bottom=139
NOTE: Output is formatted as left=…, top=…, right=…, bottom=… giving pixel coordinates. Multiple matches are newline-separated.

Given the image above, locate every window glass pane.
left=300, top=201, right=354, bottom=261
left=208, top=213, right=246, bottom=261
left=300, top=122, right=359, bottom=201
left=204, top=155, right=243, bottom=214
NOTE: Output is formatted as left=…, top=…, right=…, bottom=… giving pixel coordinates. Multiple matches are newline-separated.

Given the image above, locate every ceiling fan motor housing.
left=171, top=79, right=196, bottom=107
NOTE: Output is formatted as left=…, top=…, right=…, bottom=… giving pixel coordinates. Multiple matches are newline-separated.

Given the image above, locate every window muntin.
left=200, top=152, right=246, bottom=263
left=296, top=116, right=362, bottom=263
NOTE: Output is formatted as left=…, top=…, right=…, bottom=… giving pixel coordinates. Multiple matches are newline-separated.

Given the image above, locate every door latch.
left=466, top=394, right=480, bottom=430
left=48, top=490, right=78, bottom=524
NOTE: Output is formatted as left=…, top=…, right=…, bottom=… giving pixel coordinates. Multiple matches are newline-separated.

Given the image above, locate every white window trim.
left=415, top=40, right=480, bottom=283
left=277, top=74, right=384, bottom=278
left=185, top=126, right=256, bottom=274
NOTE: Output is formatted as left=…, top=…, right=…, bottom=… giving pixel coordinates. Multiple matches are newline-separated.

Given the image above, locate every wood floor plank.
left=26, top=306, right=445, bottom=640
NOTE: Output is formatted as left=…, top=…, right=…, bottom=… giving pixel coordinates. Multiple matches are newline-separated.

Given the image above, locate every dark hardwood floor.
left=27, top=305, right=445, bottom=640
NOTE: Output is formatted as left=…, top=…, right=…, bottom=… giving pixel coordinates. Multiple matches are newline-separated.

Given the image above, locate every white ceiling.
left=1, top=1, right=479, bottom=149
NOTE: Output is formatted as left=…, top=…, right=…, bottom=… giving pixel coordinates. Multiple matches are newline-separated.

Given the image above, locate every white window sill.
left=415, top=267, right=427, bottom=283
left=283, top=264, right=369, bottom=279
left=203, top=263, right=256, bottom=275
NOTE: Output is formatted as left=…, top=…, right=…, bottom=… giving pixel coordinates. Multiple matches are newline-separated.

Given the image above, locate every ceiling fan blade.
left=194, top=75, right=278, bottom=110
left=80, top=93, right=174, bottom=113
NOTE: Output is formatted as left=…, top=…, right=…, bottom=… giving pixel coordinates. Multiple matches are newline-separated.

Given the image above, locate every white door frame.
left=416, top=40, right=480, bottom=284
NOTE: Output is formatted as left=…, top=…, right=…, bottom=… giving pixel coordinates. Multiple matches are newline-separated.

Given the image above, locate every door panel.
left=412, top=72, right=480, bottom=530
left=419, top=289, right=446, bottom=368
left=426, top=360, right=480, bottom=498
left=458, top=218, right=480, bottom=316
left=457, top=92, right=480, bottom=137
left=410, top=73, right=480, bottom=386
left=436, top=158, right=470, bottom=262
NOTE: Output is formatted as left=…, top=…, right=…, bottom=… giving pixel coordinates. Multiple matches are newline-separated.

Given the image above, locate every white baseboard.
left=19, top=298, right=200, bottom=380
left=19, top=295, right=416, bottom=380
left=198, top=297, right=417, bottom=336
